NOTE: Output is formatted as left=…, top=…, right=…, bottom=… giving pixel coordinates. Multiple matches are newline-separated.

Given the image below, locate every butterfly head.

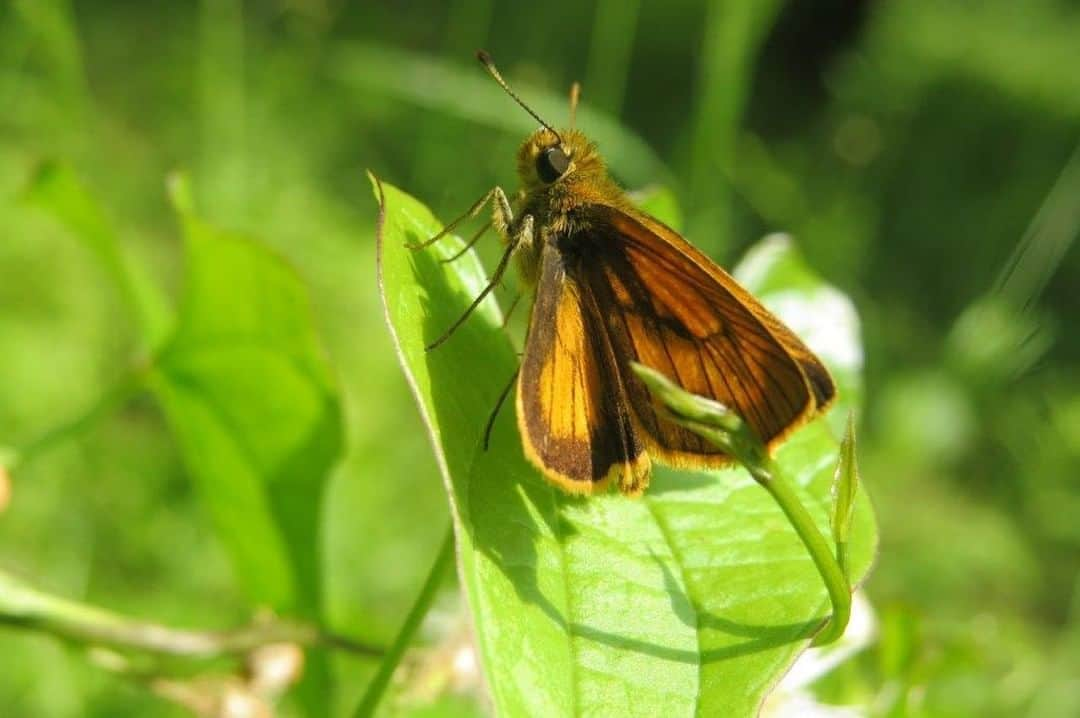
left=515, top=128, right=604, bottom=193
left=475, top=51, right=610, bottom=199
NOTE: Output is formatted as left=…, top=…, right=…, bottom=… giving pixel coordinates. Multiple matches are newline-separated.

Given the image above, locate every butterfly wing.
left=579, top=205, right=836, bottom=468
left=516, top=240, right=650, bottom=495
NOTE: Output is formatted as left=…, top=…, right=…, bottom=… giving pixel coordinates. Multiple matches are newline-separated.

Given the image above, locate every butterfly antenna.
left=568, top=82, right=581, bottom=128
left=476, top=50, right=562, bottom=144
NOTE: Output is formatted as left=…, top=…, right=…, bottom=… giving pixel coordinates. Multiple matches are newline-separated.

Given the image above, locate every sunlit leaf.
left=375, top=177, right=877, bottom=716
left=149, top=174, right=343, bottom=614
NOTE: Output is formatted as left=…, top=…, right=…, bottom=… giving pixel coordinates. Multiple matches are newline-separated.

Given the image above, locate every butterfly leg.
left=440, top=220, right=492, bottom=264
left=482, top=366, right=521, bottom=450
left=406, top=187, right=496, bottom=251
left=489, top=186, right=516, bottom=239
left=425, top=213, right=534, bottom=351
left=447, top=186, right=526, bottom=263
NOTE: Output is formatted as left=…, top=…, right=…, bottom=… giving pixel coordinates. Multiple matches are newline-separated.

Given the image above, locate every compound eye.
left=536, top=146, right=570, bottom=183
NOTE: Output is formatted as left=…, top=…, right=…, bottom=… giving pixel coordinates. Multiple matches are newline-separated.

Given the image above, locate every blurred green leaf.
left=859, top=0, right=1080, bottom=119
left=336, top=44, right=670, bottom=188
left=24, top=161, right=171, bottom=347
left=375, top=177, right=877, bottom=715
left=946, top=296, right=1054, bottom=386
left=196, top=0, right=247, bottom=221
left=876, top=369, right=976, bottom=467
left=685, top=0, right=783, bottom=249
left=878, top=605, right=920, bottom=681
left=10, top=0, right=87, bottom=113
left=875, top=605, right=923, bottom=716
left=583, top=0, right=641, bottom=116
left=149, top=174, right=343, bottom=613
left=628, top=184, right=684, bottom=231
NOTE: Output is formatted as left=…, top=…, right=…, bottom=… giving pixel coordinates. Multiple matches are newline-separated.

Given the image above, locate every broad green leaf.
left=24, top=161, right=171, bottom=347
left=375, top=177, right=877, bottom=716
left=149, top=175, right=343, bottom=615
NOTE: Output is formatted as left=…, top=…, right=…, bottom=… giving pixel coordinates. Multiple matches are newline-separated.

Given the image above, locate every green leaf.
left=149, top=174, right=343, bottom=613
left=375, top=177, right=877, bottom=716
left=24, top=161, right=171, bottom=347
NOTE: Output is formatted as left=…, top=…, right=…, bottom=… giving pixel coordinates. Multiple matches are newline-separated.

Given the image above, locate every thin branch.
left=353, top=524, right=455, bottom=717
left=0, top=570, right=382, bottom=660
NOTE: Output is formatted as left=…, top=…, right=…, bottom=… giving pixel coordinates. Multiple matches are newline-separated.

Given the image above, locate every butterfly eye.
left=536, top=146, right=570, bottom=183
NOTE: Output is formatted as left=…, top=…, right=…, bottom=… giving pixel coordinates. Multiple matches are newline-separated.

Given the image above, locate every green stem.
left=752, top=460, right=851, bottom=646
left=353, top=525, right=456, bottom=717
left=10, top=371, right=145, bottom=471
left=837, top=541, right=849, bottom=584
left=632, top=363, right=852, bottom=645
left=0, top=570, right=382, bottom=659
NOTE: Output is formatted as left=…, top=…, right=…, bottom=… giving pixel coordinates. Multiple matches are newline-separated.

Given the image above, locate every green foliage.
left=153, top=175, right=343, bottom=614
left=23, top=162, right=170, bottom=347
left=20, top=167, right=345, bottom=715
left=375, top=176, right=876, bottom=715
left=23, top=165, right=344, bottom=619
left=2, top=0, right=1079, bottom=714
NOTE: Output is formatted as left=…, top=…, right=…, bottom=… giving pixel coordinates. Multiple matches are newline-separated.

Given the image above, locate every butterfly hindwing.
left=516, top=241, right=650, bottom=495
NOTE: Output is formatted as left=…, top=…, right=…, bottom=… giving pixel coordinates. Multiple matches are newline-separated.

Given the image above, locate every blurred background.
left=1, top=0, right=1078, bottom=716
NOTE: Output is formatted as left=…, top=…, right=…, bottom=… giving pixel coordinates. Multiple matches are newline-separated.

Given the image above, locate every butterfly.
left=416, top=51, right=835, bottom=496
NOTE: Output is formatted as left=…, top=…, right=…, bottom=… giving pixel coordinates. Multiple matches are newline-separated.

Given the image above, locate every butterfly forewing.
left=576, top=206, right=835, bottom=465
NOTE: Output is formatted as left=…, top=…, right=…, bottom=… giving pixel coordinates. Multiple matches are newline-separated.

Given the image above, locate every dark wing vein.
left=518, top=241, right=644, bottom=487
left=574, top=206, right=828, bottom=453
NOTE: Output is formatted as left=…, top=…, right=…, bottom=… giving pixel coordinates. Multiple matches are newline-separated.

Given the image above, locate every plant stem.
left=751, top=460, right=851, bottom=647
left=631, top=363, right=852, bottom=646
left=0, top=570, right=382, bottom=659
left=837, top=542, right=849, bottom=584
left=353, top=524, right=456, bottom=717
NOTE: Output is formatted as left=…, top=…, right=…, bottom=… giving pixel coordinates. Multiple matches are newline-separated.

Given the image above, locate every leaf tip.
left=366, top=170, right=385, bottom=204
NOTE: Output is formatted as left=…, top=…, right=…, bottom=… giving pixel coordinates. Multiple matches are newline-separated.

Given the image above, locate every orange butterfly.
left=418, top=52, right=835, bottom=496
